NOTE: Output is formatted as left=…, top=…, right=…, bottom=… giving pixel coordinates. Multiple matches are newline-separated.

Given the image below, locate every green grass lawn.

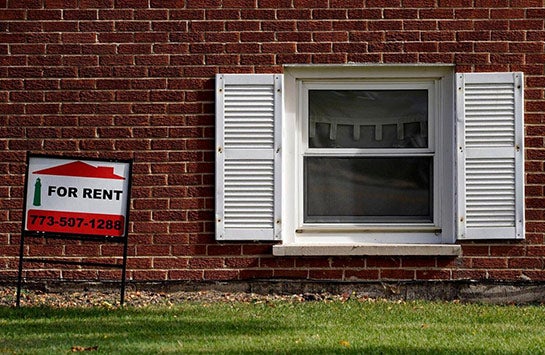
left=1, top=299, right=545, bottom=354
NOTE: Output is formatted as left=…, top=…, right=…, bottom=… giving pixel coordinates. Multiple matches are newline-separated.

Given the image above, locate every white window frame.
left=280, top=65, right=456, bottom=249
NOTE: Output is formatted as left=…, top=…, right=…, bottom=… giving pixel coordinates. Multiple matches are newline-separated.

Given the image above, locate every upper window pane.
left=309, top=90, right=428, bottom=149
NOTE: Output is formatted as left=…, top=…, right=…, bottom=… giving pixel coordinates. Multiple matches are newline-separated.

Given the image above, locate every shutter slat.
left=224, top=159, right=274, bottom=230
left=456, top=72, right=524, bottom=240
left=216, top=74, right=282, bottom=241
left=224, top=83, right=276, bottom=151
left=464, top=80, right=516, bottom=148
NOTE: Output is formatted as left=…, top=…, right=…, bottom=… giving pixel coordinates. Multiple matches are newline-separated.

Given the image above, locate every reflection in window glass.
left=304, top=157, right=433, bottom=223
left=309, top=90, right=428, bottom=149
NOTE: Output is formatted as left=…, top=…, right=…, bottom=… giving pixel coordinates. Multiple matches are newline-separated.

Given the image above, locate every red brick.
left=241, top=9, right=275, bottom=19
left=475, top=0, right=508, bottom=5
left=7, top=0, right=41, bottom=8
left=223, top=0, right=257, bottom=7
left=402, top=0, right=435, bottom=6
left=312, top=53, right=347, bottom=63
left=367, top=257, right=402, bottom=268
left=402, top=257, right=437, bottom=268
left=45, top=0, right=78, bottom=7
left=225, top=257, right=259, bottom=268
left=28, top=245, right=64, bottom=256
left=28, top=9, right=63, bottom=20
left=117, top=44, right=152, bottom=54
left=518, top=270, right=545, bottom=281
left=276, top=53, right=312, bottom=64
left=242, top=244, right=273, bottom=255
left=296, top=258, right=330, bottom=268
left=152, top=257, right=187, bottom=269
left=150, top=0, right=184, bottom=7
left=115, top=0, right=148, bottom=7
left=44, top=139, right=79, bottom=150
left=381, top=269, right=415, bottom=280
left=384, top=53, right=419, bottom=62
left=132, top=222, right=168, bottom=233
left=172, top=244, right=207, bottom=256
left=188, top=257, right=223, bottom=269
left=508, top=257, right=543, bottom=269
left=527, top=246, right=545, bottom=256
left=240, top=269, right=274, bottom=279
left=510, top=20, right=544, bottom=31
left=135, top=9, right=167, bottom=20
left=65, top=245, right=101, bottom=257
left=329, top=0, right=363, bottom=7
left=471, top=257, right=508, bottom=269
left=204, top=269, right=239, bottom=280
left=80, top=0, right=114, bottom=8
left=207, top=244, right=242, bottom=256
left=259, top=0, right=291, bottom=7
left=367, top=0, right=400, bottom=6
left=489, top=245, right=526, bottom=257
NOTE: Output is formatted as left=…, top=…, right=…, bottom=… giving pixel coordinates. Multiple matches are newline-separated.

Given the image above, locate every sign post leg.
left=16, top=233, right=25, bottom=307
left=120, top=237, right=129, bottom=306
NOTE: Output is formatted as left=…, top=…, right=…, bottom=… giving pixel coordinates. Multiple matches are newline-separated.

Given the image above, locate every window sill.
left=272, top=244, right=461, bottom=257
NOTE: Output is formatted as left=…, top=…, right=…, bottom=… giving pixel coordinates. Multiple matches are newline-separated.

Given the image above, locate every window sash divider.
left=303, top=149, right=435, bottom=156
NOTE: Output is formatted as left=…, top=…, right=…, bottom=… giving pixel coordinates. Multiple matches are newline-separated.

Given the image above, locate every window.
left=286, top=66, right=454, bottom=246
left=302, top=82, right=437, bottom=225
left=215, top=66, right=524, bottom=255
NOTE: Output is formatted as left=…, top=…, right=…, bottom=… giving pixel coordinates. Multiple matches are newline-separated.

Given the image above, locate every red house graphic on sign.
left=33, top=161, right=125, bottom=180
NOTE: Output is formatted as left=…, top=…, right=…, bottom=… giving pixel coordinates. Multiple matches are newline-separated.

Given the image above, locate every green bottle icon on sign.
left=33, top=178, right=41, bottom=206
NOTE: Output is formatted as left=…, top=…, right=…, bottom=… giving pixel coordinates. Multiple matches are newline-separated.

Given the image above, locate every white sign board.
left=23, top=155, right=132, bottom=237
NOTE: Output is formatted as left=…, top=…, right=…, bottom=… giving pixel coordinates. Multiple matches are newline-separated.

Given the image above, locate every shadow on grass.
left=1, top=306, right=301, bottom=353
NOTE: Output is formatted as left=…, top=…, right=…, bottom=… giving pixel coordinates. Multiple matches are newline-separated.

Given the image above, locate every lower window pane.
left=304, top=157, right=433, bottom=223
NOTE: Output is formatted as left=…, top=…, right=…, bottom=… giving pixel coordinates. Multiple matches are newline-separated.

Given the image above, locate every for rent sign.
left=23, top=155, right=132, bottom=237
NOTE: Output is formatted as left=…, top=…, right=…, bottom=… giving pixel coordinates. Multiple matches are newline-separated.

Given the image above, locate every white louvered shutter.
left=215, top=74, right=282, bottom=241
left=456, top=72, right=524, bottom=240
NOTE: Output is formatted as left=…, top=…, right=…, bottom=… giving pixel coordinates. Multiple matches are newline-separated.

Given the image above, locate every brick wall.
left=1, top=0, right=545, bottom=284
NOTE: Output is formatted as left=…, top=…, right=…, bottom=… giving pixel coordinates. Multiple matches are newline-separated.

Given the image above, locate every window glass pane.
left=309, top=90, right=428, bottom=149
left=304, top=157, right=433, bottom=223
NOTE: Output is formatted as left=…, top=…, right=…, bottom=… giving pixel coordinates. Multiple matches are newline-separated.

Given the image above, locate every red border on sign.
left=27, top=210, right=125, bottom=237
